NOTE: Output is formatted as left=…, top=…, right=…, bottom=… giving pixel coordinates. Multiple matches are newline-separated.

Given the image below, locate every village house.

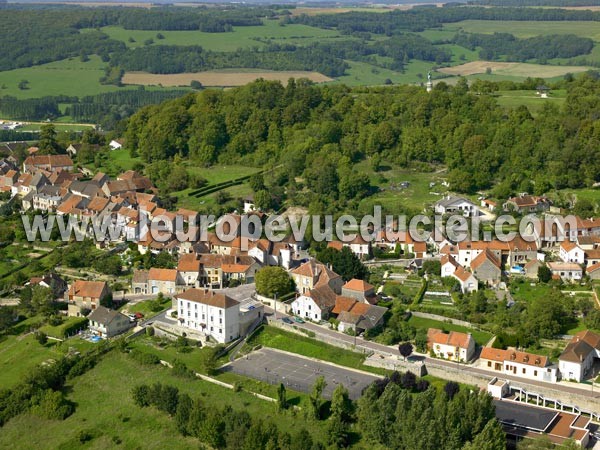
left=27, top=273, right=67, bottom=298
left=441, top=254, right=460, bottom=278
left=452, top=266, right=478, bottom=293
left=470, top=249, right=502, bottom=285
left=177, top=253, right=202, bottom=287
left=23, top=154, right=74, bottom=174
left=547, top=262, right=583, bottom=282
left=434, top=195, right=479, bottom=218
left=559, top=241, right=585, bottom=265
left=291, top=284, right=337, bottom=322
left=341, top=279, right=377, bottom=304
left=131, top=270, right=149, bottom=295
left=480, top=198, right=497, bottom=212
left=523, top=259, right=543, bottom=279
left=66, top=280, right=111, bottom=317
left=503, top=194, right=551, bottom=214
left=109, top=139, right=123, bottom=150
left=175, top=288, right=240, bottom=344
left=587, top=263, right=600, bottom=280
left=88, top=306, right=132, bottom=338
left=585, top=248, right=600, bottom=267
left=427, top=328, right=475, bottom=362
left=559, top=330, right=600, bottom=382
left=290, top=259, right=343, bottom=295
left=480, top=347, right=558, bottom=383
left=222, top=257, right=260, bottom=285
left=331, top=296, right=387, bottom=334
left=30, top=185, right=63, bottom=212
left=147, top=268, right=185, bottom=295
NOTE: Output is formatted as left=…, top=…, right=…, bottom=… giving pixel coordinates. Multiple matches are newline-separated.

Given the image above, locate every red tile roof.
left=427, top=328, right=473, bottom=349
left=343, top=278, right=373, bottom=292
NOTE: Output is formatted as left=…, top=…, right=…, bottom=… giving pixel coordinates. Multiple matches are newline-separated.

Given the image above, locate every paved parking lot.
left=222, top=347, right=379, bottom=399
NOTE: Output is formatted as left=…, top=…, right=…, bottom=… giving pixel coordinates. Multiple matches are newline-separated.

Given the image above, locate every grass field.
left=96, top=21, right=342, bottom=52
left=494, top=89, right=567, bottom=114
left=0, top=334, right=94, bottom=388
left=122, top=70, right=332, bottom=87
left=172, top=164, right=259, bottom=210
left=0, top=55, right=190, bottom=101
left=442, top=20, right=600, bottom=41
left=407, top=316, right=493, bottom=346
left=438, top=61, right=591, bottom=78
left=0, top=350, right=324, bottom=449
left=355, top=161, right=448, bottom=213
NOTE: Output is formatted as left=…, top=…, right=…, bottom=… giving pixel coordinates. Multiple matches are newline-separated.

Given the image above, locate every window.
left=219, top=329, right=222, bottom=334
left=534, top=370, right=538, bottom=376
left=202, top=314, right=205, bottom=320
left=195, top=313, right=197, bottom=319
left=210, top=326, right=213, bottom=331
left=487, top=361, right=492, bottom=367
left=308, top=305, right=311, bottom=310
left=219, top=310, right=222, bottom=316
left=522, top=368, right=526, bottom=374
left=219, top=318, right=222, bottom=324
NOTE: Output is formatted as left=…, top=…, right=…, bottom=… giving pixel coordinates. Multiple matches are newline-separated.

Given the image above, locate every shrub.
left=129, top=349, right=160, bottom=365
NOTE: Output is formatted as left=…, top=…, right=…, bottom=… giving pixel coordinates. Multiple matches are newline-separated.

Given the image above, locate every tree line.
left=453, top=32, right=594, bottom=63
left=291, top=5, right=600, bottom=35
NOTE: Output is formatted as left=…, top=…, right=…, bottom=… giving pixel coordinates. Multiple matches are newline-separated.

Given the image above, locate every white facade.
left=502, top=361, right=558, bottom=383
left=441, top=260, right=458, bottom=277
left=560, top=244, right=585, bottom=265
left=177, top=298, right=240, bottom=344
left=559, top=357, right=593, bottom=382
left=291, top=295, right=324, bottom=321
left=431, top=341, right=474, bottom=362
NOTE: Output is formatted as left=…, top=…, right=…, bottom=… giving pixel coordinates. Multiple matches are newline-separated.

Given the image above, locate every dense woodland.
left=125, top=74, right=600, bottom=215
left=452, top=32, right=594, bottom=63
left=0, top=90, right=189, bottom=128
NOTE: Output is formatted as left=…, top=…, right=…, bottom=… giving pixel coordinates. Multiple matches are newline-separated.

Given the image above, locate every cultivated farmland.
left=122, top=70, right=333, bottom=87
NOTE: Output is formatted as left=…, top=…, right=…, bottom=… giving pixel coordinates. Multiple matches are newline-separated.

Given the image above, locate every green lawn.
left=407, top=316, right=493, bottom=346
left=494, top=89, right=566, bottom=114
left=335, top=59, right=435, bottom=87
left=245, top=325, right=371, bottom=370
left=0, top=334, right=94, bottom=388
left=121, top=297, right=171, bottom=318
left=0, top=54, right=190, bottom=102
left=38, top=317, right=88, bottom=339
left=509, top=280, right=553, bottom=303
left=0, top=350, right=325, bottom=449
left=96, top=20, right=341, bottom=52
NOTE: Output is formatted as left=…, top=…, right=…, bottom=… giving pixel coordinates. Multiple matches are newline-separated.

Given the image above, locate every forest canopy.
left=124, top=74, right=600, bottom=213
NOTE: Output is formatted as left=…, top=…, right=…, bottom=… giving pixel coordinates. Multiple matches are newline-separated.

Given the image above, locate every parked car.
left=293, top=316, right=305, bottom=323
left=281, top=317, right=293, bottom=324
